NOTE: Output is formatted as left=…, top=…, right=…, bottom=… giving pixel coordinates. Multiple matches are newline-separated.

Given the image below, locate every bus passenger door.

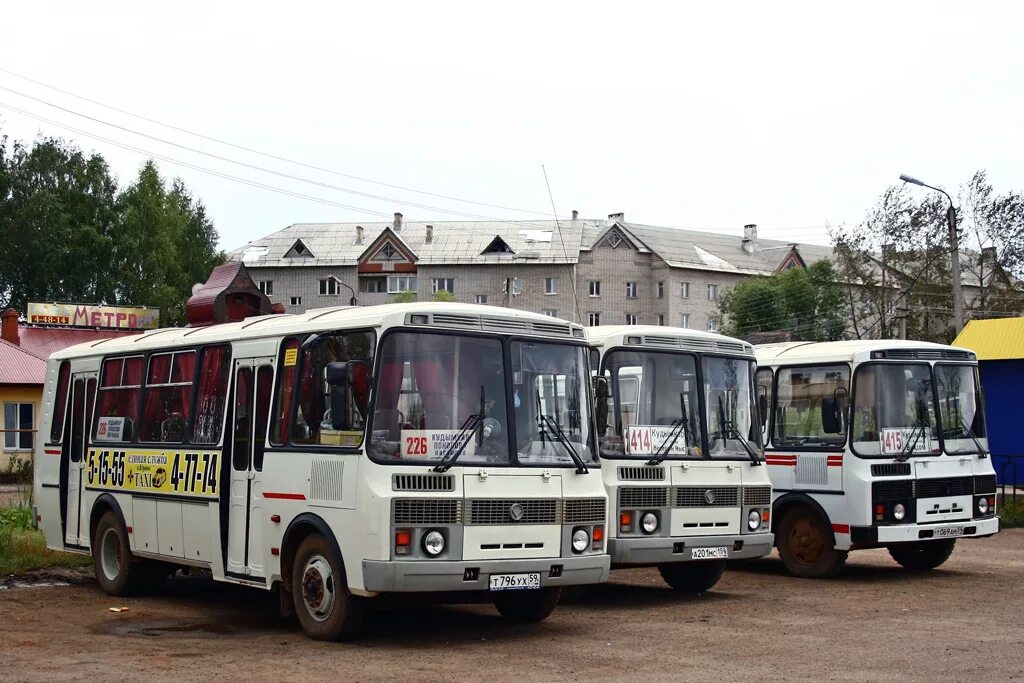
left=227, top=360, right=274, bottom=579
left=64, top=375, right=96, bottom=548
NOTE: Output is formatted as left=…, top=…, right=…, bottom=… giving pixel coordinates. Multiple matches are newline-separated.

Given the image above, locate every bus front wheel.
left=888, top=539, right=956, bottom=571
left=658, top=560, right=726, bottom=592
left=777, top=509, right=847, bottom=578
left=291, top=534, right=364, bottom=641
left=493, top=587, right=561, bottom=623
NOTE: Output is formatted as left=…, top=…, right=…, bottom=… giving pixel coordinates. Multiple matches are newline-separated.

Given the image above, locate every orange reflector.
left=875, top=504, right=885, bottom=515
left=762, top=508, right=770, bottom=523
left=270, top=514, right=281, bottom=523
left=989, top=497, right=995, bottom=507
left=395, top=530, right=412, bottom=547
left=592, top=526, right=604, bottom=542
left=125, top=526, right=133, bottom=534
left=271, top=547, right=280, bottom=556
left=620, top=511, right=633, bottom=527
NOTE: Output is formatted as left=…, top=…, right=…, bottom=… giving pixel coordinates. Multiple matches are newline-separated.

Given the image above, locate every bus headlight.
left=977, top=497, right=989, bottom=515
left=423, top=530, right=445, bottom=556
left=640, top=512, right=658, bottom=535
left=893, top=503, right=907, bottom=521
left=571, top=528, right=590, bottom=554
left=747, top=509, right=761, bottom=531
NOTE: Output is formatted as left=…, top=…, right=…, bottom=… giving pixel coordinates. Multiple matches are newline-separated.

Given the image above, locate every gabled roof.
left=953, top=318, right=1024, bottom=361
left=0, top=339, right=46, bottom=385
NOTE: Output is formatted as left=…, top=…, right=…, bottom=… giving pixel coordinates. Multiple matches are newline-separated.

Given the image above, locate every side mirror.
left=326, top=361, right=371, bottom=429
left=821, top=396, right=841, bottom=434
left=593, top=375, right=609, bottom=435
left=589, top=348, right=600, bottom=373
left=758, top=394, right=768, bottom=429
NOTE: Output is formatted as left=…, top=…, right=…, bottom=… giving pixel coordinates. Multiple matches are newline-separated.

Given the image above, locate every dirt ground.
left=1, top=531, right=1023, bottom=682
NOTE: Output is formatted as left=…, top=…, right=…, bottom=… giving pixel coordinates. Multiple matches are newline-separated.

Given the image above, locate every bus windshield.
left=370, top=332, right=512, bottom=465
left=598, top=350, right=702, bottom=459
left=935, top=363, right=988, bottom=454
left=704, top=356, right=760, bottom=458
left=852, top=363, right=939, bottom=457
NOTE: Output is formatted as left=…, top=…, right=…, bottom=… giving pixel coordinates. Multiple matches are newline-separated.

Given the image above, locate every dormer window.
left=285, top=239, right=314, bottom=258
left=481, top=235, right=515, bottom=255
left=381, top=243, right=398, bottom=260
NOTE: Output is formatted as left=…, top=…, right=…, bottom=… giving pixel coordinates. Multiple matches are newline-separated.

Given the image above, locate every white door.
left=226, top=359, right=274, bottom=579
left=64, top=375, right=96, bottom=547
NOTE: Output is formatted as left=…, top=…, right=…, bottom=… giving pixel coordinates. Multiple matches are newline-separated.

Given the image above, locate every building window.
left=360, top=277, right=386, bottom=293
left=657, top=314, right=665, bottom=326
left=432, top=278, right=455, bottom=294
left=680, top=282, right=690, bottom=298
left=657, top=281, right=664, bottom=299
left=707, top=317, right=719, bottom=332
left=588, top=280, right=601, bottom=297
left=290, top=296, right=302, bottom=306
left=588, top=312, right=601, bottom=326
left=545, top=277, right=558, bottom=295
left=319, top=278, right=340, bottom=296
left=626, top=281, right=638, bottom=298
left=258, top=280, right=273, bottom=295
left=380, top=243, right=398, bottom=260
left=3, top=402, right=34, bottom=450
left=475, top=294, right=488, bottom=305
left=543, top=309, right=558, bottom=317
left=388, top=275, right=417, bottom=293
left=625, top=313, right=637, bottom=325
left=707, top=284, right=718, bottom=301
left=680, top=313, right=690, bottom=328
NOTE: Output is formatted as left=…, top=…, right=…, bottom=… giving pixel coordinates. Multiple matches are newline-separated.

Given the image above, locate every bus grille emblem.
left=509, top=503, right=525, bottom=522
left=704, top=490, right=716, bottom=505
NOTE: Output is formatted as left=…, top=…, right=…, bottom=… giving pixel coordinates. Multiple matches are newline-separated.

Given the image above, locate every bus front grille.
left=974, top=475, right=997, bottom=494
left=467, top=499, right=560, bottom=525
left=563, top=498, right=606, bottom=524
left=916, top=476, right=973, bottom=498
left=674, top=486, right=739, bottom=507
left=393, top=499, right=462, bottom=525
left=618, top=486, right=670, bottom=509
left=742, top=486, right=772, bottom=507
left=617, top=466, right=665, bottom=481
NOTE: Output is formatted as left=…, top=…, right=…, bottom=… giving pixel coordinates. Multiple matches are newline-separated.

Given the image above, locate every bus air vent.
left=310, top=459, right=345, bottom=501
left=392, top=474, right=455, bottom=492
left=531, top=320, right=574, bottom=338
left=675, top=486, right=739, bottom=507
left=562, top=498, right=606, bottom=524
left=871, top=463, right=912, bottom=477
left=430, top=313, right=480, bottom=330
left=880, top=349, right=974, bottom=361
left=742, top=486, right=772, bottom=507
left=618, top=466, right=665, bottom=481
left=393, top=499, right=462, bottom=525
left=481, top=317, right=529, bottom=334
left=715, top=341, right=747, bottom=354
left=795, top=455, right=828, bottom=485
left=618, top=486, right=670, bottom=509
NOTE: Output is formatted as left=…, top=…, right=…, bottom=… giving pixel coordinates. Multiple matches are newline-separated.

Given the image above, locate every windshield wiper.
left=717, top=396, right=761, bottom=465
left=895, top=422, right=927, bottom=463
left=648, top=393, right=688, bottom=466
left=535, top=392, right=588, bottom=473
left=956, top=416, right=989, bottom=458
left=434, top=385, right=486, bottom=473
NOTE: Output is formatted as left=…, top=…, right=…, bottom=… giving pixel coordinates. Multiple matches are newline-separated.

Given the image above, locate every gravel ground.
left=1, top=530, right=1022, bottom=682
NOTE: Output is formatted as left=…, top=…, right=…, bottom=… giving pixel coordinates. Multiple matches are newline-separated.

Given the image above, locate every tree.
left=431, top=289, right=456, bottom=302
left=718, top=261, right=845, bottom=341
left=389, top=291, right=418, bottom=303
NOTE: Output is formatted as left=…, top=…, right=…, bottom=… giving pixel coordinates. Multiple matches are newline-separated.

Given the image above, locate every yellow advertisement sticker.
left=86, top=448, right=221, bottom=499
left=284, top=348, right=298, bottom=367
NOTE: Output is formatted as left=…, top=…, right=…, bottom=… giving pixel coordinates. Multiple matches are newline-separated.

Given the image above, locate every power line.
left=0, top=66, right=557, bottom=218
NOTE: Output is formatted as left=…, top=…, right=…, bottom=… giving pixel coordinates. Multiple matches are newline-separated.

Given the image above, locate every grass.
left=999, top=495, right=1024, bottom=529
left=0, top=484, right=93, bottom=575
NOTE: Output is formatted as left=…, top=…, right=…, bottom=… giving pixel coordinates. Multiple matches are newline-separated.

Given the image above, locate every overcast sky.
left=2, top=1, right=1021, bottom=251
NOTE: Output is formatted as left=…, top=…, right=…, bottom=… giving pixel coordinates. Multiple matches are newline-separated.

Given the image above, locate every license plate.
left=488, top=573, right=541, bottom=591
left=933, top=526, right=964, bottom=538
left=691, top=546, right=729, bottom=560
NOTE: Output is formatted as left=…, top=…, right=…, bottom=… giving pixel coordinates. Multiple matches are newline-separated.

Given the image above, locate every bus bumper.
left=608, top=532, right=774, bottom=566
left=361, top=554, right=610, bottom=593
left=850, top=516, right=1000, bottom=545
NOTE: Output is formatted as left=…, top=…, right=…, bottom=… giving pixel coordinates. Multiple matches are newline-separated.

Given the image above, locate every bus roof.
left=587, top=325, right=754, bottom=357
left=50, top=302, right=586, bottom=360
left=754, top=339, right=976, bottom=365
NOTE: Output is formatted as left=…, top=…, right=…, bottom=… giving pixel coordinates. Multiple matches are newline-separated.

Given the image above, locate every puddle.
left=92, top=617, right=282, bottom=639
left=0, top=580, right=70, bottom=590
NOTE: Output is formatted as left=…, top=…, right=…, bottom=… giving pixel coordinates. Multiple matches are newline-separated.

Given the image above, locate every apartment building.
left=230, top=212, right=833, bottom=329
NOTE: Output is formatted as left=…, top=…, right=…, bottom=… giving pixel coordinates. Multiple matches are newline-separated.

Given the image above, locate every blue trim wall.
left=978, top=359, right=1024, bottom=485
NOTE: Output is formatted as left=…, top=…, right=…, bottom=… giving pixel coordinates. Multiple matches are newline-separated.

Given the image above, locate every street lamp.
left=898, top=173, right=963, bottom=333
left=336, top=279, right=358, bottom=307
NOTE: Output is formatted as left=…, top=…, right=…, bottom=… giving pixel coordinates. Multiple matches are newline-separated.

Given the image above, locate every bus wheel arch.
left=280, top=514, right=346, bottom=596
left=89, top=494, right=127, bottom=552
left=772, top=493, right=847, bottom=579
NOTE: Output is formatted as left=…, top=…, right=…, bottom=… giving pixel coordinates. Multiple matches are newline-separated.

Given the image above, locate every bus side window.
left=49, top=361, right=71, bottom=443
left=95, top=356, right=144, bottom=443
left=192, top=345, right=232, bottom=445
left=292, top=331, right=375, bottom=447
left=755, top=368, right=773, bottom=442
left=141, top=350, right=197, bottom=443
left=270, top=337, right=301, bottom=446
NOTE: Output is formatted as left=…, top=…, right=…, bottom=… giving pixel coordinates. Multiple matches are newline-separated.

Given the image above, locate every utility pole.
left=899, top=174, right=965, bottom=334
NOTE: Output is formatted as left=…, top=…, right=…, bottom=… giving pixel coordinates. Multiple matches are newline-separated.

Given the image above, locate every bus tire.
left=92, top=510, right=147, bottom=596
left=776, top=508, right=847, bottom=579
left=292, top=534, right=364, bottom=641
left=888, top=539, right=956, bottom=571
left=658, top=560, right=726, bottom=593
left=493, top=587, right=561, bottom=623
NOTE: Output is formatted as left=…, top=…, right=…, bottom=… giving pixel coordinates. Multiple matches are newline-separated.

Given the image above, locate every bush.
left=999, top=496, right=1024, bottom=528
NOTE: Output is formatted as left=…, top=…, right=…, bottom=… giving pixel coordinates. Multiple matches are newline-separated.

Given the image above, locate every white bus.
left=756, top=340, right=999, bottom=578
left=588, top=326, right=774, bottom=592
left=33, top=303, right=609, bottom=639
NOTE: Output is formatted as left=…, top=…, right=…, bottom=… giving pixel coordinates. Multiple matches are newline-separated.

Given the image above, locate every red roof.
left=0, top=338, right=46, bottom=385
left=18, top=326, right=139, bottom=361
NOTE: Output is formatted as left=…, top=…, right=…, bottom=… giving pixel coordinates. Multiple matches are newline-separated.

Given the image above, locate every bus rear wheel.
left=291, top=534, right=364, bottom=641
left=658, top=560, right=726, bottom=593
left=92, top=510, right=147, bottom=596
left=777, top=509, right=847, bottom=579
left=888, top=539, right=956, bottom=571
left=493, top=587, right=561, bottom=623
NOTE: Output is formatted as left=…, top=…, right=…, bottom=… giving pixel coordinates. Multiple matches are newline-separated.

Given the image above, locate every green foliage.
left=0, top=525, right=93, bottom=574
left=718, top=261, right=845, bottom=341
left=999, top=496, right=1024, bottom=529
left=389, top=291, right=418, bottom=303
left=0, top=132, right=224, bottom=325
left=0, top=505, right=34, bottom=531
left=431, top=289, right=457, bottom=302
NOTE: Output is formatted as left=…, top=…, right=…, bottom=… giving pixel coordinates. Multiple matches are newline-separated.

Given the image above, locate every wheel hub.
left=789, top=518, right=825, bottom=564
left=301, top=555, right=336, bottom=622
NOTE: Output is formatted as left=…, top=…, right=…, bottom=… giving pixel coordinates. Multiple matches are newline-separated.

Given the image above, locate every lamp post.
left=336, top=280, right=358, bottom=307
left=898, top=174, right=964, bottom=333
